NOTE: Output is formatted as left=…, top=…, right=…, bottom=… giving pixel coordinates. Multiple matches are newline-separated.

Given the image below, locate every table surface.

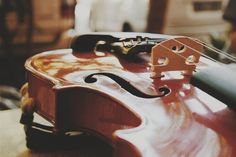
left=2, top=108, right=236, bottom=157
left=0, top=109, right=113, bottom=157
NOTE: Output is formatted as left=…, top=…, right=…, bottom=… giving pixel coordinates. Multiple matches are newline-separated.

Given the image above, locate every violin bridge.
left=150, top=37, right=203, bottom=78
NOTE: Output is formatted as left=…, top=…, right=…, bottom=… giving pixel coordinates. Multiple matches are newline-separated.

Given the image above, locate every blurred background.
left=0, top=0, right=234, bottom=109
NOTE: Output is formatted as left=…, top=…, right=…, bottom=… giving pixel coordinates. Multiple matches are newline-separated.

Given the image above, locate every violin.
left=20, top=32, right=236, bottom=156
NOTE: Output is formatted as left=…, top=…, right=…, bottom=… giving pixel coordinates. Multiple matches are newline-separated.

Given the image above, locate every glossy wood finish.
left=25, top=46, right=236, bottom=156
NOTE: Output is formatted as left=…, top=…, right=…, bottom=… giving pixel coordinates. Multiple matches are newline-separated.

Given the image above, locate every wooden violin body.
left=24, top=33, right=236, bottom=157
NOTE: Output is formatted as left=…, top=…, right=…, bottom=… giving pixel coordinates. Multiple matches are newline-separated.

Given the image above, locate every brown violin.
left=21, top=32, right=236, bottom=157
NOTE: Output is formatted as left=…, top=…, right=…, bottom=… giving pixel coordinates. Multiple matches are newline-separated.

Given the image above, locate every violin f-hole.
left=84, top=73, right=170, bottom=98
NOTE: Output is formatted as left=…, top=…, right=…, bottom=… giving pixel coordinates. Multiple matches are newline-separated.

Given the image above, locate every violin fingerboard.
left=190, top=66, right=236, bottom=111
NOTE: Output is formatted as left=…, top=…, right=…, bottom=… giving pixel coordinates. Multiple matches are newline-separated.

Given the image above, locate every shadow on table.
left=18, top=133, right=114, bottom=157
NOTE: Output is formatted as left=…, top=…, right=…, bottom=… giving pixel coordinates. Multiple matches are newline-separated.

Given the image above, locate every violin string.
left=171, top=38, right=224, bottom=65
left=173, top=37, right=236, bottom=64
left=194, top=38, right=236, bottom=62
left=159, top=44, right=193, bottom=62
left=158, top=38, right=221, bottom=67
left=195, top=38, right=233, bottom=58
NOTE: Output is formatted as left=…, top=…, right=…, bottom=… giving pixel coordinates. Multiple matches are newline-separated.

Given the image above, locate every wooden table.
left=0, top=109, right=113, bottom=157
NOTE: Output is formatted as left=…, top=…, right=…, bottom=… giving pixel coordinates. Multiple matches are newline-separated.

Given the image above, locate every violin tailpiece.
left=150, top=37, right=203, bottom=78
